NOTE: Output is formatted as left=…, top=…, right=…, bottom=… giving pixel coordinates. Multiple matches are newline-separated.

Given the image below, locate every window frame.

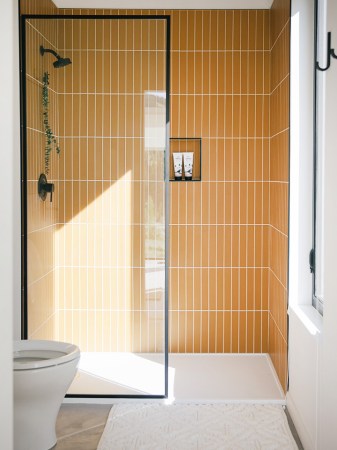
left=312, top=0, right=326, bottom=316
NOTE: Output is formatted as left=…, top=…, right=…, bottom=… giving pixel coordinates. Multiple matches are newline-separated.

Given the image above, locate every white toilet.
left=14, top=340, right=80, bottom=450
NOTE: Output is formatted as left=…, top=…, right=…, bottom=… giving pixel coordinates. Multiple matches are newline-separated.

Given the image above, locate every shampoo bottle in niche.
left=183, top=152, right=194, bottom=181
left=173, top=153, right=183, bottom=180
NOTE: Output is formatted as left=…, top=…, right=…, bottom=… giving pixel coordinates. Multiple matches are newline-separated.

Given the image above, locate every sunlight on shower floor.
left=66, top=353, right=285, bottom=404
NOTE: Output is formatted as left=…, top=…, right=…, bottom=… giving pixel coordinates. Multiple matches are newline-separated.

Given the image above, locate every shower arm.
left=40, top=45, right=61, bottom=60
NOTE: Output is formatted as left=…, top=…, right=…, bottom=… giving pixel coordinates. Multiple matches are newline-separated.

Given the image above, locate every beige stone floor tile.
left=54, top=404, right=111, bottom=449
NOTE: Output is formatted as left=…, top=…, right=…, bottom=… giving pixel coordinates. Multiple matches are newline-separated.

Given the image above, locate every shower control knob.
left=38, top=173, right=55, bottom=202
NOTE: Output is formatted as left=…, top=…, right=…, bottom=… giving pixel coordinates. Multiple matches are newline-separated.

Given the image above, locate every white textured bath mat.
left=97, top=403, right=298, bottom=450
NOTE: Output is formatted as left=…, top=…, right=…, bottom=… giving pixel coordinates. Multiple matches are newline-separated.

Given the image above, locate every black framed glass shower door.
left=21, top=14, right=170, bottom=398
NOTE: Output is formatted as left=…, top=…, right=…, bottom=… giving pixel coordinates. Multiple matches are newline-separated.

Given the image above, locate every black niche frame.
left=20, top=14, right=170, bottom=400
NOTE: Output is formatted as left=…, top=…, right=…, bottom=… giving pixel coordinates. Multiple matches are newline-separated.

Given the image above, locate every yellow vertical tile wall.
left=25, top=15, right=59, bottom=339
left=20, top=0, right=57, bottom=14
left=168, top=9, right=270, bottom=354
left=54, top=9, right=270, bottom=355
left=56, top=16, right=167, bottom=352
left=269, top=0, right=290, bottom=392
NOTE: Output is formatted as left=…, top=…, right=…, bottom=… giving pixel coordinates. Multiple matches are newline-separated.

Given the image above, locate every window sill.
left=288, top=304, right=323, bottom=336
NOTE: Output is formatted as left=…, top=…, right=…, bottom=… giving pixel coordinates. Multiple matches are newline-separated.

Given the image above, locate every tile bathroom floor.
left=54, top=403, right=303, bottom=450
left=54, top=404, right=111, bottom=450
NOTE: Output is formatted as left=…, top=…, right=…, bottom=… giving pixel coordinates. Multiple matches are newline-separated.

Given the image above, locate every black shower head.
left=40, top=45, right=72, bottom=68
left=53, top=57, right=72, bottom=68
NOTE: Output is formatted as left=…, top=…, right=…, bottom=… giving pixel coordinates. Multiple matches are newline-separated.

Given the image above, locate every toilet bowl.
left=14, top=340, right=80, bottom=450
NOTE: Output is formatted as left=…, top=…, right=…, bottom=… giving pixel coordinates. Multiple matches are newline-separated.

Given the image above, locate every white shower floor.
left=66, top=353, right=285, bottom=404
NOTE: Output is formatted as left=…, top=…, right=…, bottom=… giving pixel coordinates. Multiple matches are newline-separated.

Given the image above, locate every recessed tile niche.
left=169, top=137, right=202, bottom=181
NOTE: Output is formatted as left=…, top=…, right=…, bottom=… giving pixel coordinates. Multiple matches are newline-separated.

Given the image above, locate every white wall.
left=319, top=0, right=337, bottom=446
left=288, top=1, right=321, bottom=448
left=0, top=0, right=20, bottom=447
left=288, top=0, right=337, bottom=448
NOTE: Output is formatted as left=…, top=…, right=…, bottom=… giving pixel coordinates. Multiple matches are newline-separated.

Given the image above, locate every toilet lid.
left=13, top=340, right=80, bottom=370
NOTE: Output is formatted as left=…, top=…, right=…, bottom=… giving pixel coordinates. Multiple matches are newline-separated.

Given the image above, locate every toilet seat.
left=13, top=340, right=80, bottom=371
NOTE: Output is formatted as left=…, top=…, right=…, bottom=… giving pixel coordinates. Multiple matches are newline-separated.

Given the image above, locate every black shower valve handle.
left=44, top=181, right=54, bottom=202
left=38, top=173, right=54, bottom=202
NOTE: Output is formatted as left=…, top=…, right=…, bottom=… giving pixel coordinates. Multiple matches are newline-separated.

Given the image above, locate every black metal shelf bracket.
left=316, top=32, right=337, bottom=71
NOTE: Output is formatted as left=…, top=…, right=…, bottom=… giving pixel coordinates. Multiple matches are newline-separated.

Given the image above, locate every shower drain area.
left=66, top=353, right=285, bottom=404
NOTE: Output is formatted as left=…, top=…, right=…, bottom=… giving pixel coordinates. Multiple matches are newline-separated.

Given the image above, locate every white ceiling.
left=52, top=0, right=273, bottom=10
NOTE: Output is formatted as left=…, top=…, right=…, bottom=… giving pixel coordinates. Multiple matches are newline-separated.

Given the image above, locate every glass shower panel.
left=24, top=17, right=168, bottom=397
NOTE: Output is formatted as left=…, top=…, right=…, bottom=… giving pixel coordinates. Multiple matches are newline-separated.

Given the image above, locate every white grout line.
left=57, top=49, right=270, bottom=53
left=269, top=311, right=287, bottom=342
left=28, top=312, right=56, bottom=339
left=29, top=178, right=277, bottom=183
left=27, top=268, right=54, bottom=288
left=245, top=10, right=250, bottom=354
left=270, top=73, right=289, bottom=96
left=270, top=18, right=290, bottom=53
left=260, top=9, right=266, bottom=354
left=58, top=309, right=270, bottom=313
left=58, top=92, right=270, bottom=96
left=238, top=10, right=242, bottom=352
left=230, top=9, right=234, bottom=354
left=270, top=223, right=288, bottom=238
left=55, top=135, right=273, bottom=139
left=26, top=73, right=58, bottom=95
left=269, top=267, right=287, bottom=291
left=253, top=9, right=257, bottom=353
left=52, top=265, right=270, bottom=269
left=26, top=21, right=58, bottom=50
